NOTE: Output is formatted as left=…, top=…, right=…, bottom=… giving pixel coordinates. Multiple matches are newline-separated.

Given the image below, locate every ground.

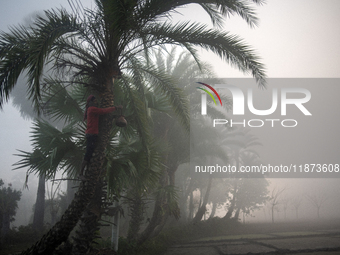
left=164, top=220, right=340, bottom=255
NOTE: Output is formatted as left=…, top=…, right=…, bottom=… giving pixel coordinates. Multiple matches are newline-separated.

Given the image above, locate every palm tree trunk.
left=208, top=202, right=217, bottom=219
left=147, top=166, right=180, bottom=239
left=192, top=176, right=212, bottom=224
left=224, top=200, right=235, bottom=220
left=137, top=170, right=168, bottom=245
left=137, top=195, right=165, bottom=245
left=183, top=178, right=194, bottom=221
left=224, top=155, right=239, bottom=220
left=72, top=179, right=106, bottom=254
left=127, top=191, right=144, bottom=242
left=20, top=85, right=115, bottom=255
left=224, top=179, right=238, bottom=220
left=50, top=204, right=57, bottom=226
left=233, top=208, right=241, bottom=221
left=66, top=179, right=76, bottom=207
left=33, top=174, right=45, bottom=232
left=188, top=191, right=194, bottom=220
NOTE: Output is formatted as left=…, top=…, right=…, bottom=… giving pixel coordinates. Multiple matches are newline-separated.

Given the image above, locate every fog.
left=0, top=0, right=340, bottom=240
left=189, top=80, right=340, bottom=222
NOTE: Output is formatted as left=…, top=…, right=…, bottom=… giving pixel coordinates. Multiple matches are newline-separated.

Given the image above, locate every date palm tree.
left=1, top=0, right=266, bottom=253
left=15, top=79, right=165, bottom=252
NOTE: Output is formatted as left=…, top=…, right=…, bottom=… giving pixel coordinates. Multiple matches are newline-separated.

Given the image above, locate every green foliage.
left=0, top=0, right=266, bottom=111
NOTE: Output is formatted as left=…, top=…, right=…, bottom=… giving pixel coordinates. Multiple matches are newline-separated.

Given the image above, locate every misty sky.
left=0, top=0, right=340, bottom=223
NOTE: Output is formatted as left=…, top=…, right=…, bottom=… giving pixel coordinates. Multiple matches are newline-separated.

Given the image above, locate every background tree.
left=138, top=47, right=224, bottom=241
left=281, top=195, right=290, bottom=221
left=186, top=124, right=231, bottom=224
left=306, top=191, right=329, bottom=219
left=32, top=174, right=45, bottom=232
left=232, top=149, right=268, bottom=222
left=291, top=196, right=303, bottom=220
left=222, top=128, right=263, bottom=220
left=233, top=177, right=269, bottom=222
left=268, top=186, right=286, bottom=223
left=207, top=179, right=231, bottom=220
left=0, top=179, right=22, bottom=244
left=191, top=175, right=213, bottom=224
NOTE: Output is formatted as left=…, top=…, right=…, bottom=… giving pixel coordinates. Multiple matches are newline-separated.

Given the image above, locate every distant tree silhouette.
left=269, top=186, right=286, bottom=223
left=306, top=192, right=329, bottom=219
left=291, top=196, right=303, bottom=220
left=0, top=179, right=22, bottom=243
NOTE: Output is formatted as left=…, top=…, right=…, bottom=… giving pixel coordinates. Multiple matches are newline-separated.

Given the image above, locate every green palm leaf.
left=140, top=21, right=266, bottom=86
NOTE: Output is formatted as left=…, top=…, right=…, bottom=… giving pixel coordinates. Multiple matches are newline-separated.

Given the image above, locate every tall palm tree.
left=15, top=80, right=164, bottom=252
left=1, top=0, right=266, bottom=253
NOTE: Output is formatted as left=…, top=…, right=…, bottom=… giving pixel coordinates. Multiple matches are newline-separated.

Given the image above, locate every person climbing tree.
left=80, top=95, right=122, bottom=179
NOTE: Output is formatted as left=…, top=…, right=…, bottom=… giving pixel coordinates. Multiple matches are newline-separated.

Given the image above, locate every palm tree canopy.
left=0, top=0, right=266, bottom=112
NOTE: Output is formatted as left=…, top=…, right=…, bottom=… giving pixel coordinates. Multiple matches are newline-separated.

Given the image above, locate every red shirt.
left=85, top=106, right=115, bottom=134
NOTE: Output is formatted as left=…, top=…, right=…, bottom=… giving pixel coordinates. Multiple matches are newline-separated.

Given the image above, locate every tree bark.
left=72, top=180, right=106, bottom=254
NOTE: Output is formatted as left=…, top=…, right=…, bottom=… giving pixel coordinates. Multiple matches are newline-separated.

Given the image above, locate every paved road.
left=165, top=229, right=340, bottom=255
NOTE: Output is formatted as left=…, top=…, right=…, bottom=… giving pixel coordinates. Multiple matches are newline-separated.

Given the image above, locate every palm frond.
left=135, top=0, right=262, bottom=29
left=120, top=78, right=151, bottom=160
left=139, top=64, right=190, bottom=131
left=0, top=8, right=80, bottom=111
left=139, top=21, right=266, bottom=86
left=0, top=26, right=31, bottom=108
left=14, top=119, right=83, bottom=178
left=40, top=77, right=85, bottom=123
left=26, top=8, right=80, bottom=111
